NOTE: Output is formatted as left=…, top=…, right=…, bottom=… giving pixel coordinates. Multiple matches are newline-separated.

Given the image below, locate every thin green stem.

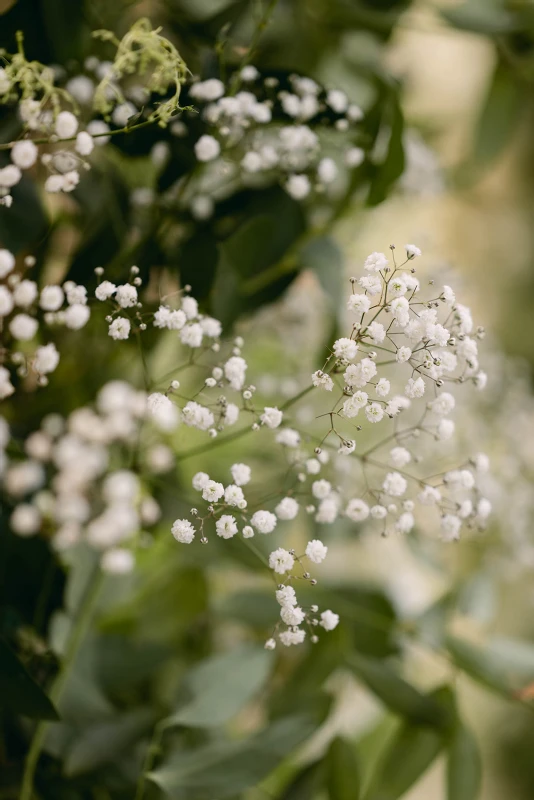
left=20, top=566, right=104, bottom=800
left=135, top=721, right=166, bottom=800
left=229, top=0, right=281, bottom=95
left=0, top=118, right=156, bottom=151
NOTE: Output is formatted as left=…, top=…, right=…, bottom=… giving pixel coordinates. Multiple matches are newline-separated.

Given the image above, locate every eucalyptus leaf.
left=447, top=722, right=482, bottom=800
left=148, top=714, right=316, bottom=799
left=165, top=644, right=274, bottom=728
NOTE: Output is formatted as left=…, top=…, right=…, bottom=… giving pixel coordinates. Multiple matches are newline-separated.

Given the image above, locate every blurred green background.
left=2, top=1, right=534, bottom=799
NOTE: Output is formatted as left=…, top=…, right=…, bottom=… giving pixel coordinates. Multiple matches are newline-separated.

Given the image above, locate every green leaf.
left=365, top=720, right=444, bottom=800
left=64, top=707, right=155, bottom=776
left=217, top=589, right=280, bottom=628
left=326, top=736, right=361, bottom=800
left=441, top=0, right=522, bottom=34
left=278, top=761, right=324, bottom=800
left=300, top=235, right=345, bottom=317
left=469, top=64, right=523, bottom=170
left=447, top=723, right=482, bottom=800
left=328, top=585, right=398, bottom=658
left=446, top=634, right=514, bottom=696
left=165, top=644, right=274, bottom=728
left=0, top=639, right=59, bottom=721
left=148, top=714, right=316, bottom=799
left=348, top=654, right=448, bottom=726
left=0, top=174, right=48, bottom=253
left=366, top=84, right=405, bottom=207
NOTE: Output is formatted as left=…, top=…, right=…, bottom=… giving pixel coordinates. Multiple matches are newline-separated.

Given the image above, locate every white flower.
left=190, top=78, right=225, bottom=100
left=396, top=512, right=414, bottom=534
left=0, top=286, right=14, bottom=316
left=305, top=538, right=328, bottom=563
left=224, top=356, right=247, bottom=390
left=260, top=406, right=283, bottom=429
left=40, top=285, right=65, bottom=311
left=201, top=317, right=222, bottom=338
left=202, top=480, right=224, bottom=502
left=10, top=504, right=41, bottom=536
left=0, top=366, right=15, bottom=399
left=75, top=131, right=94, bottom=156
left=115, top=284, right=138, bottom=308
left=396, top=346, right=412, bottom=363
left=333, top=338, right=358, bottom=361
left=365, top=402, right=384, bottom=423
left=316, top=495, right=340, bottom=523
left=224, top=484, right=245, bottom=506
left=172, top=518, right=196, bottom=543
left=286, top=174, right=311, bottom=199
left=180, top=323, right=203, bottom=348
left=405, top=243, right=421, bottom=258
left=34, top=343, right=60, bottom=374
left=320, top=610, right=339, bottom=631
left=216, top=514, right=238, bottom=538
left=405, top=377, right=425, bottom=399
left=364, top=252, right=388, bottom=273
left=9, top=313, right=38, bottom=340
left=275, top=497, right=299, bottom=520
left=388, top=276, right=407, bottom=297
left=317, top=157, right=338, bottom=184
left=441, top=514, right=461, bottom=542
left=390, top=297, right=410, bottom=327
left=430, top=392, right=455, bottom=416
left=327, top=88, right=348, bottom=113
left=358, top=275, right=381, bottom=296
left=312, top=370, right=334, bottom=391
left=251, top=510, right=277, bottom=534
left=0, top=249, right=15, bottom=279
left=44, top=175, right=65, bottom=193
left=0, top=164, right=21, bottom=188
left=95, top=280, right=116, bottom=301
left=231, top=463, right=251, bottom=486
left=376, top=378, right=390, bottom=397
left=382, top=472, right=407, bottom=497
left=242, top=525, right=254, bottom=538
left=345, top=147, right=365, bottom=168
left=437, top=419, right=455, bottom=440
left=306, top=458, right=321, bottom=474
left=101, top=548, right=135, bottom=574
left=390, top=447, right=411, bottom=468
left=55, top=111, right=79, bottom=138
left=312, top=479, right=332, bottom=500
left=64, top=304, right=90, bottom=329
left=181, top=296, right=199, bottom=319
left=269, top=547, right=294, bottom=574
left=347, top=293, right=371, bottom=315
left=344, top=358, right=377, bottom=388
left=418, top=485, right=441, bottom=505
left=366, top=321, right=385, bottom=343
left=281, top=605, right=306, bottom=626
left=108, top=317, right=131, bottom=340
left=147, top=392, right=180, bottom=430
left=279, top=629, right=306, bottom=646
left=11, top=140, right=38, bottom=169
left=182, top=401, right=214, bottom=430
left=195, top=135, right=220, bottom=161
left=192, top=472, right=210, bottom=491
left=345, top=499, right=369, bottom=522
left=371, top=505, right=387, bottom=519
left=342, top=391, right=367, bottom=418
left=276, top=428, right=300, bottom=447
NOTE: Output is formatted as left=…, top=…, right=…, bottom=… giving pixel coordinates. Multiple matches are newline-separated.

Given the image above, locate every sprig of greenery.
left=92, top=18, right=189, bottom=126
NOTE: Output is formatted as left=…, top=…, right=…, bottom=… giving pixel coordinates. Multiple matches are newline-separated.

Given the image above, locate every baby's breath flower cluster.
left=0, top=250, right=91, bottom=398
left=182, top=70, right=365, bottom=218
left=2, top=244, right=491, bottom=651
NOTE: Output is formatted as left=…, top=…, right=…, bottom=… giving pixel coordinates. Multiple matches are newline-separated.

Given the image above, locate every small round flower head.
left=224, top=484, right=245, bottom=506
left=115, top=284, right=138, bottom=308
left=269, top=547, right=294, bottom=574
left=347, top=293, right=371, bottom=315
left=242, top=525, right=254, bottom=538
left=364, top=252, right=388, bottom=273
left=276, top=585, right=297, bottom=607
left=260, top=407, right=283, bottom=429
left=333, top=337, right=358, bottom=361
left=192, top=472, right=210, bottom=491
left=286, top=174, right=311, bottom=200
left=230, top=463, right=251, bottom=486
left=202, top=480, right=224, bottom=503
left=275, top=497, right=299, bottom=520
left=281, top=605, right=306, bottom=626
left=382, top=472, right=408, bottom=497
left=147, top=392, right=180, bottom=431
left=172, top=518, right=196, bottom=544
left=11, top=140, right=38, bottom=169
left=40, top=285, right=65, bottom=311
left=320, top=610, right=339, bottom=631
left=75, top=131, right=94, bottom=156
left=195, top=134, right=220, bottom=162
left=216, top=514, right=238, bottom=539
left=64, top=304, right=90, bottom=330
left=10, top=504, right=41, bottom=536
left=279, top=628, right=306, bottom=646
left=251, top=510, right=277, bottom=534
left=0, top=249, right=15, bottom=279
left=34, top=343, right=60, bottom=375
left=101, top=548, right=135, bottom=574
left=108, top=317, right=131, bottom=340
left=345, top=499, right=369, bottom=522
left=312, top=370, right=334, bottom=391
left=13, top=280, right=38, bottom=308
left=405, top=243, right=422, bottom=259
left=55, top=111, right=79, bottom=139
left=0, top=286, right=14, bottom=316
left=95, top=280, right=116, bottom=301
left=305, top=539, right=328, bottom=563
left=312, top=479, right=332, bottom=500
left=9, top=314, right=38, bottom=341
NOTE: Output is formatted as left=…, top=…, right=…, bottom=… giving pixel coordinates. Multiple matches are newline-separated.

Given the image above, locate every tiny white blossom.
left=305, top=538, right=328, bottom=563
left=172, top=518, right=196, bottom=544
left=320, top=610, right=339, bottom=631
left=269, top=547, right=294, bottom=574
left=216, top=514, right=238, bottom=539
left=251, top=510, right=277, bottom=534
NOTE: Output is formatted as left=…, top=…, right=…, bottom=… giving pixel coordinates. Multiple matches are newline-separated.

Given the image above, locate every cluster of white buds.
left=180, top=69, right=365, bottom=218
left=0, top=249, right=91, bottom=398
left=0, top=379, right=176, bottom=572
